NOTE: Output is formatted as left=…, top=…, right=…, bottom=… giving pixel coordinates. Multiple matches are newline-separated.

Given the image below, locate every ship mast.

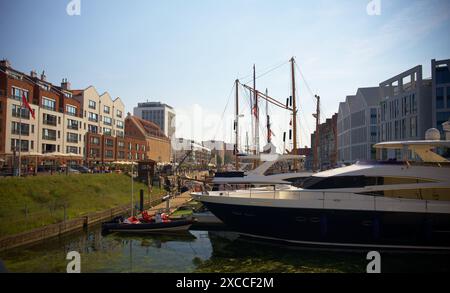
left=266, top=88, right=271, bottom=144
left=313, top=95, right=321, bottom=171
left=290, top=57, right=299, bottom=170
left=253, top=64, right=259, bottom=156
left=235, top=79, right=240, bottom=170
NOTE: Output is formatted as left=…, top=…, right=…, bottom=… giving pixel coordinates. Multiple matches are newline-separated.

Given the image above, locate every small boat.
left=102, top=214, right=195, bottom=234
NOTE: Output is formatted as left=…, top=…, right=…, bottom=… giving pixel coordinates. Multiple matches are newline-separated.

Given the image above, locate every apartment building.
left=72, top=86, right=125, bottom=164
left=133, top=102, right=176, bottom=140
left=0, top=60, right=84, bottom=167
left=337, top=87, right=380, bottom=163
left=0, top=60, right=158, bottom=170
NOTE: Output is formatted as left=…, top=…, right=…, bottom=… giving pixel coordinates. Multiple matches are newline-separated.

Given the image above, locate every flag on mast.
left=22, top=93, right=35, bottom=119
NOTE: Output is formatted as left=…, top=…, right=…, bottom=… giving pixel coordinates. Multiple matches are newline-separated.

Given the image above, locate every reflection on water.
left=0, top=225, right=449, bottom=273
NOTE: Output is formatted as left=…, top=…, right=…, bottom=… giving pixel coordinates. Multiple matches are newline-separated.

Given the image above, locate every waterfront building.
left=431, top=59, right=450, bottom=137
left=125, top=114, right=171, bottom=163
left=0, top=59, right=162, bottom=171
left=133, top=101, right=176, bottom=140
left=337, top=87, right=380, bottom=163
left=311, top=113, right=338, bottom=170
left=72, top=86, right=126, bottom=165
left=379, top=65, right=432, bottom=160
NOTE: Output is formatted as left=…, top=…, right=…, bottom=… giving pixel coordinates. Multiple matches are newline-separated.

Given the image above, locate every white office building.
left=133, top=102, right=175, bottom=140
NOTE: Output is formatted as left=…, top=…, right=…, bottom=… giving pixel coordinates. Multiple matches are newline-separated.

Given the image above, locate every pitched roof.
left=127, top=115, right=169, bottom=140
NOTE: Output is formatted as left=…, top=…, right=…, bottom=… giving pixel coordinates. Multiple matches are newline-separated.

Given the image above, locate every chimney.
left=61, top=78, right=71, bottom=90
left=40, top=70, right=47, bottom=81
left=0, top=59, right=11, bottom=68
left=30, top=70, right=37, bottom=78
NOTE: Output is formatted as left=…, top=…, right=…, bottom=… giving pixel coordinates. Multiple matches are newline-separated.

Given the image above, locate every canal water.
left=1, top=225, right=449, bottom=273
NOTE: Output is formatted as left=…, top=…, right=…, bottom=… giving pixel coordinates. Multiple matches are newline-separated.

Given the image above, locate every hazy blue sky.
left=1, top=0, right=449, bottom=150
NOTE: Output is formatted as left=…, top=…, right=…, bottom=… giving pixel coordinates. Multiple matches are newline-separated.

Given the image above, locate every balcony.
left=67, top=124, right=79, bottom=130
left=43, top=119, right=57, bottom=126
left=12, top=109, right=30, bottom=119
left=42, top=135, right=57, bottom=141
left=12, top=129, right=29, bottom=136
left=41, top=105, right=56, bottom=111
left=88, top=117, right=98, bottom=123
left=67, top=138, right=78, bottom=143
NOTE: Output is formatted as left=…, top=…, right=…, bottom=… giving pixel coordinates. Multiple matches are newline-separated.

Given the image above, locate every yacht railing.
left=201, top=189, right=449, bottom=214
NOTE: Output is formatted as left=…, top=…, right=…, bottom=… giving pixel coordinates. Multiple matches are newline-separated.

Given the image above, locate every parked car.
left=70, top=165, right=90, bottom=173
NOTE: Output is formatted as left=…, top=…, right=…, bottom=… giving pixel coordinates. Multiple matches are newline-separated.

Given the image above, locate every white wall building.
left=133, top=102, right=175, bottom=140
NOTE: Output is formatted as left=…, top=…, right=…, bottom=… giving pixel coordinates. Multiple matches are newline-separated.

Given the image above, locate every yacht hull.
left=201, top=201, right=450, bottom=249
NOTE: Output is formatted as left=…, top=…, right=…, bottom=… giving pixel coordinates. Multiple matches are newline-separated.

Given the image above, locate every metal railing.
left=207, top=188, right=443, bottom=214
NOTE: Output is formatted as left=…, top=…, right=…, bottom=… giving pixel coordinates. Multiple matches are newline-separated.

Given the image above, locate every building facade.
left=72, top=86, right=126, bottom=164
left=337, top=87, right=380, bottom=163
left=133, top=102, right=176, bottom=140
left=0, top=60, right=167, bottom=171
left=379, top=65, right=432, bottom=159
left=431, top=59, right=450, bottom=137
left=125, top=114, right=171, bottom=163
left=311, top=113, right=338, bottom=170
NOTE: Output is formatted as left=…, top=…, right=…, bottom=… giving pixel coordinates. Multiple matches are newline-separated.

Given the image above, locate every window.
left=116, top=109, right=122, bottom=118
left=103, top=127, right=112, bottom=136
left=88, top=112, right=98, bottom=122
left=11, top=122, right=29, bottom=135
left=105, top=150, right=113, bottom=158
left=411, top=94, right=417, bottom=114
left=104, top=105, right=110, bottom=114
left=42, top=143, right=56, bottom=153
left=370, top=126, right=377, bottom=143
left=447, top=87, right=450, bottom=108
left=118, top=151, right=125, bottom=159
left=67, top=146, right=78, bottom=154
left=90, top=136, right=100, bottom=145
left=89, top=148, right=100, bottom=157
left=42, top=129, right=57, bottom=141
left=117, top=120, right=124, bottom=129
left=437, top=87, right=445, bottom=109
left=12, top=104, right=30, bottom=119
left=410, top=116, right=417, bottom=138
left=11, top=87, right=28, bottom=101
left=66, top=105, right=77, bottom=116
left=302, top=176, right=434, bottom=190
left=43, top=113, right=57, bottom=126
left=88, top=124, right=98, bottom=133
left=103, top=116, right=112, bottom=126
left=67, top=119, right=79, bottom=130
left=11, top=139, right=29, bottom=151
left=88, top=100, right=96, bottom=109
left=370, top=108, right=377, bottom=125
left=42, top=97, right=56, bottom=111
left=105, top=138, right=114, bottom=147
left=118, top=141, right=125, bottom=148
left=116, top=130, right=124, bottom=137
left=67, top=132, right=78, bottom=143
left=436, top=66, right=450, bottom=85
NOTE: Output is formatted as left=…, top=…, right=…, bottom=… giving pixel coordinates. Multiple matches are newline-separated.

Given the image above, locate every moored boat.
left=102, top=218, right=195, bottom=234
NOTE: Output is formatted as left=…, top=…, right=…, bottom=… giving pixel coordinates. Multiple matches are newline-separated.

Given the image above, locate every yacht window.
left=302, top=176, right=436, bottom=190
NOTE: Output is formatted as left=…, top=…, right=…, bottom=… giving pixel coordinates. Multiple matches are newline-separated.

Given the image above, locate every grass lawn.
left=0, top=173, right=165, bottom=237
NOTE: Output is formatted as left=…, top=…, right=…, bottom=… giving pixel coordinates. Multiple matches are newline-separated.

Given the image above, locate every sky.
left=0, top=0, right=449, bottom=152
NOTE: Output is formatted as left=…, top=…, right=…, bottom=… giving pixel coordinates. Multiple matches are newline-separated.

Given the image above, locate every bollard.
left=140, top=189, right=144, bottom=212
